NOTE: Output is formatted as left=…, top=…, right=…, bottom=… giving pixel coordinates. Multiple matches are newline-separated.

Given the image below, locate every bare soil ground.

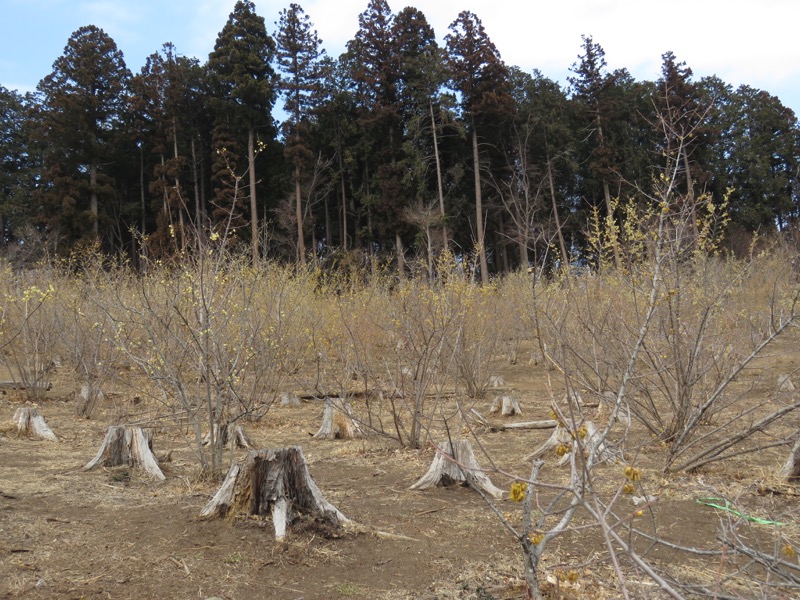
left=2, top=340, right=800, bottom=599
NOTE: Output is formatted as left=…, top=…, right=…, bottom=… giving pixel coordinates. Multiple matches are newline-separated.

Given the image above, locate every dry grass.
left=1, top=246, right=800, bottom=598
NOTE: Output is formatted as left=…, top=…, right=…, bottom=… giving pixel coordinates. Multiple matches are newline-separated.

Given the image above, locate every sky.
left=2, top=0, right=799, bottom=117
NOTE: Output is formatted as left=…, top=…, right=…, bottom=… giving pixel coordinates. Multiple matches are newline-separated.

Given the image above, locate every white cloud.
left=183, top=0, right=238, bottom=61
left=78, top=1, right=142, bottom=46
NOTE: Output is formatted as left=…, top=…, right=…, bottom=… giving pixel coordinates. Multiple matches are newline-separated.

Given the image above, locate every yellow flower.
left=556, top=443, right=571, bottom=457
left=782, top=544, right=797, bottom=559
left=623, top=482, right=635, bottom=494
left=624, top=465, right=641, bottom=481
left=509, top=481, right=528, bottom=502
left=528, top=531, right=544, bottom=545
left=566, top=570, right=580, bottom=583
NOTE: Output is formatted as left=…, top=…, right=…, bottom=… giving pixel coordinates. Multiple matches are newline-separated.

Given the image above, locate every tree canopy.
left=1, top=2, right=797, bottom=272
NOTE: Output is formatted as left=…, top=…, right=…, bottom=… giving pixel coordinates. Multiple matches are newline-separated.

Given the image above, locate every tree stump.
left=280, top=392, right=301, bottom=407
left=778, top=374, right=796, bottom=392
left=488, top=375, right=505, bottom=388
left=202, top=423, right=254, bottom=450
left=527, top=420, right=620, bottom=466
left=409, top=439, right=505, bottom=499
left=781, top=436, right=800, bottom=480
left=314, top=397, right=364, bottom=439
left=199, top=446, right=350, bottom=541
left=13, top=407, right=58, bottom=441
left=84, top=426, right=165, bottom=480
left=76, top=382, right=105, bottom=418
left=490, top=395, right=523, bottom=416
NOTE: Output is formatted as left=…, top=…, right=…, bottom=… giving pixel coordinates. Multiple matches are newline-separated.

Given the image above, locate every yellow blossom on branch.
left=509, top=481, right=528, bottom=502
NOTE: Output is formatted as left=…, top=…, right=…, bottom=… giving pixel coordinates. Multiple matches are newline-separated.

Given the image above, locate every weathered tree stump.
left=527, top=424, right=573, bottom=464
left=314, top=397, right=364, bottom=439
left=490, top=395, right=523, bottom=416
left=202, top=423, right=254, bottom=450
left=488, top=375, right=505, bottom=388
left=84, top=426, right=165, bottom=480
left=778, top=374, right=796, bottom=392
left=592, top=391, right=631, bottom=425
left=199, top=446, right=350, bottom=541
left=13, top=407, right=58, bottom=441
left=526, top=420, right=620, bottom=466
left=409, top=439, right=505, bottom=499
left=76, top=382, right=105, bottom=418
left=781, top=436, right=800, bottom=480
left=280, top=392, right=301, bottom=407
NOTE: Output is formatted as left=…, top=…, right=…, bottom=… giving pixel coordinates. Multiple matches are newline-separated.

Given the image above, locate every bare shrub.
left=101, top=249, right=292, bottom=476
left=0, top=263, right=59, bottom=399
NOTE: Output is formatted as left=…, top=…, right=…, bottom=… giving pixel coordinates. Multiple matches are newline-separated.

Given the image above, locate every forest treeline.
left=1, top=0, right=798, bottom=277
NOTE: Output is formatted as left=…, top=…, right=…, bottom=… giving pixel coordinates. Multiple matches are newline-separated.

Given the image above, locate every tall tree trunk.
left=546, top=154, right=569, bottom=267
left=396, top=231, right=405, bottom=281
left=139, top=144, right=146, bottom=250
left=367, top=209, right=375, bottom=276
left=518, top=233, right=527, bottom=270
left=682, top=148, right=698, bottom=238
left=199, top=136, right=208, bottom=229
left=472, top=128, right=489, bottom=285
left=295, top=163, right=305, bottom=264
left=172, top=120, right=186, bottom=251
left=351, top=193, right=360, bottom=250
left=323, top=193, right=332, bottom=250
left=191, top=136, right=202, bottom=233
left=248, top=128, right=259, bottom=261
left=431, top=101, right=448, bottom=252
left=340, top=161, right=348, bottom=251
left=90, top=162, right=99, bottom=240
left=160, top=155, right=169, bottom=216
left=596, top=122, right=620, bottom=269
left=426, top=223, right=434, bottom=281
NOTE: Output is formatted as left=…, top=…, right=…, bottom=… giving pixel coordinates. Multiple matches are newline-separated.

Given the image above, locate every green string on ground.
left=696, top=497, right=786, bottom=526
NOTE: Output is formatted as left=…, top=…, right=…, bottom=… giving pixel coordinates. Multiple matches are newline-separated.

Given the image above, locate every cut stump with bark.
left=199, top=446, right=350, bottom=541
left=202, top=423, right=254, bottom=450
left=409, top=439, right=505, bottom=499
left=84, top=426, right=165, bottom=480
left=314, top=397, right=364, bottom=439
left=490, top=395, right=523, bottom=416
left=13, top=407, right=58, bottom=441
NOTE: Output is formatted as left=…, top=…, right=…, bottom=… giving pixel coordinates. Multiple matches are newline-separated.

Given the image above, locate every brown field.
left=2, top=332, right=800, bottom=600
